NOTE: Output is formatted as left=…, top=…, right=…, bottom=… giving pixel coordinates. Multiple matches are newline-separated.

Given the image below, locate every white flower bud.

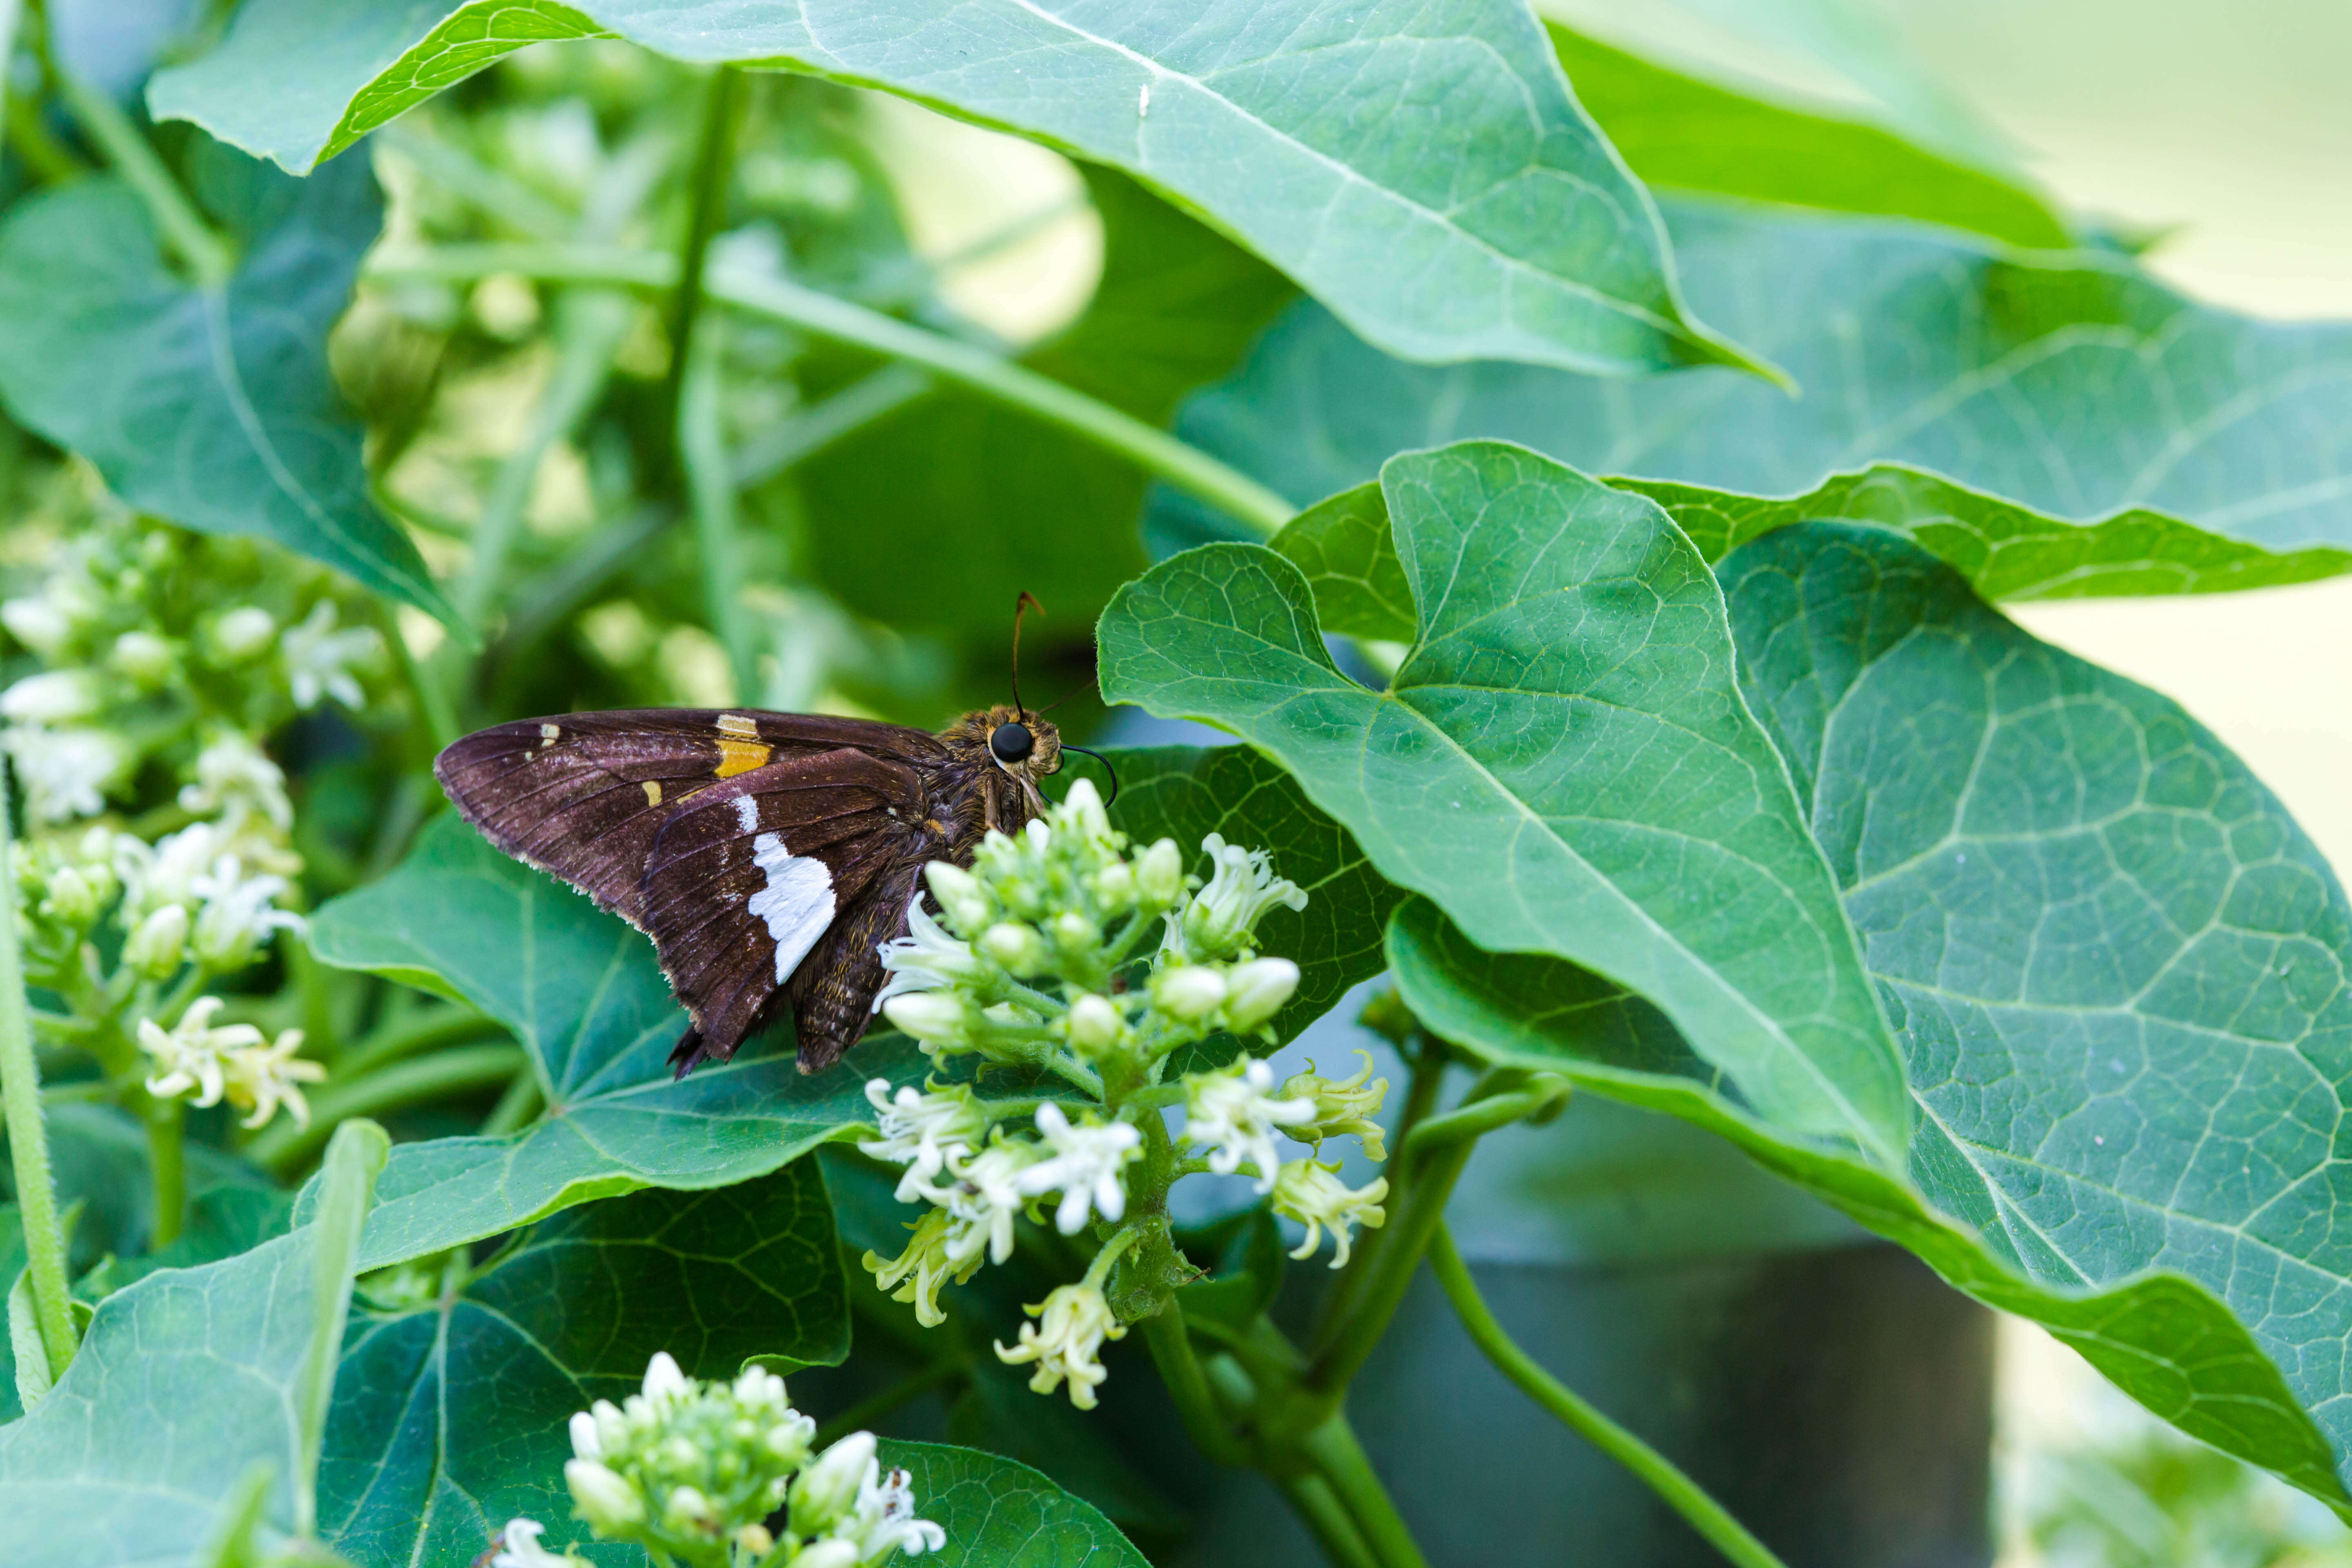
left=923, top=861, right=992, bottom=933
left=1092, top=860, right=1136, bottom=907
left=568, top=1410, right=602, bottom=1461
left=1, top=597, right=71, bottom=657
left=980, top=920, right=1047, bottom=974
left=641, top=1351, right=688, bottom=1403
left=883, top=992, right=970, bottom=1046
left=110, top=630, right=175, bottom=686
left=1066, top=992, right=1124, bottom=1053
left=1223, top=958, right=1300, bottom=1032
left=565, top=1459, right=645, bottom=1532
left=1136, top=838, right=1185, bottom=906
left=210, top=606, right=276, bottom=662
left=790, top=1430, right=875, bottom=1532
left=124, top=903, right=190, bottom=978
left=0, top=669, right=102, bottom=723
left=788, top=1541, right=861, bottom=1568
left=1152, top=965, right=1227, bottom=1022
left=662, top=1484, right=715, bottom=1528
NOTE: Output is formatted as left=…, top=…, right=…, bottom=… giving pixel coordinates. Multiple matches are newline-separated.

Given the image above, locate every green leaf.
left=1265, top=482, right=1414, bottom=644
left=881, top=1440, right=1151, bottom=1567
left=1170, top=200, right=2352, bottom=593
left=1098, top=442, right=1910, bottom=1160
left=0, top=1123, right=387, bottom=1568
left=800, top=169, right=1292, bottom=638
left=0, top=142, right=452, bottom=619
left=307, top=813, right=921, bottom=1271
left=1548, top=22, right=2070, bottom=248
left=1102, top=745, right=1401, bottom=1049
left=151, top=0, right=1767, bottom=377
left=322, top=1164, right=846, bottom=1566
left=1394, top=517, right=2352, bottom=1503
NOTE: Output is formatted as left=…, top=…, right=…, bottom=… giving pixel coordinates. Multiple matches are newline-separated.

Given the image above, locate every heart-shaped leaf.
left=309, top=813, right=919, bottom=1271
left=323, top=1164, right=847, bottom=1566
left=1167, top=200, right=2352, bottom=593
left=880, top=1441, right=1151, bottom=1567
left=151, top=0, right=1766, bottom=377
left=0, top=140, right=451, bottom=619
left=1099, top=441, right=1910, bottom=1160
left=1395, top=515, right=2352, bottom=1505
left=0, top=1124, right=386, bottom=1567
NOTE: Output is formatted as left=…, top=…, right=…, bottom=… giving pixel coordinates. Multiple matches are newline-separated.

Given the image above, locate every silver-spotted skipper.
left=434, top=600, right=1107, bottom=1077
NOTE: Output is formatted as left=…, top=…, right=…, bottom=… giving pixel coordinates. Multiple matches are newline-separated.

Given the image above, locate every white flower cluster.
left=551, top=1352, right=942, bottom=1568
left=855, top=782, right=1394, bottom=1415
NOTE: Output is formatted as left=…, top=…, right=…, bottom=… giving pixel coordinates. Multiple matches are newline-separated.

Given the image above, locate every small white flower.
left=790, top=1430, right=875, bottom=1532
left=1018, top=1103, right=1140, bottom=1235
left=924, top=1136, right=1044, bottom=1268
left=0, top=669, right=102, bottom=723
left=5, top=725, right=129, bottom=822
left=864, top=1207, right=983, bottom=1327
left=116, top=821, right=223, bottom=917
left=223, top=1027, right=326, bottom=1129
left=280, top=599, right=378, bottom=709
left=1176, top=833, right=1307, bottom=960
left=871, top=897, right=980, bottom=1012
left=177, top=732, right=292, bottom=832
left=859, top=1079, right=988, bottom=1202
left=137, top=996, right=262, bottom=1109
left=994, top=1283, right=1126, bottom=1410
left=1280, top=1051, right=1392, bottom=1161
left=188, top=852, right=304, bottom=970
left=839, top=1459, right=946, bottom=1561
left=1272, top=1160, right=1389, bottom=1269
left=1184, top=1058, right=1316, bottom=1192
left=489, top=1518, right=578, bottom=1568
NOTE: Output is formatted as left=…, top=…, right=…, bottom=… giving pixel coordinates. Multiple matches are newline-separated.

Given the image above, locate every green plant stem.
left=679, top=327, right=758, bottom=701
left=1428, top=1227, right=1792, bottom=1568
left=1138, top=1307, right=1247, bottom=1466
left=1300, top=1415, right=1431, bottom=1568
left=660, top=65, right=744, bottom=448
left=0, top=766, right=76, bottom=1382
left=1278, top=1474, right=1383, bottom=1568
left=336, top=1003, right=499, bottom=1080
left=731, top=363, right=932, bottom=488
left=363, top=243, right=1298, bottom=537
left=51, top=63, right=232, bottom=284
left=246, top=1044, right=524, bottom=1174
left=478, top=1065, right=542, bottom=1136
left=143, top=1092, right=187, bottom=1247
left=450, top=289, right=634, bottom=626
left=377, top=595, right=459, bottom=749
left=1309, top=1073, right=1568, bottom=1391
left=812, top=1354, right=963, bottom=1448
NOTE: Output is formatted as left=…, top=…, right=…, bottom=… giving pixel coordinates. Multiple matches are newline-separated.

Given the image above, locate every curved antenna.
left=1060, top=745, right=1118, bottom=807
left=1010, top=592, right=1045, bottom=719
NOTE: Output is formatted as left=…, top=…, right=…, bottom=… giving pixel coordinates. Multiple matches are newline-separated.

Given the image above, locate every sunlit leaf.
left=1099, top=442, right=1911, bottom=1159
left=152, top=0, right=1767, bottom=376
left=882, top=1441, right=1151, bottom=1567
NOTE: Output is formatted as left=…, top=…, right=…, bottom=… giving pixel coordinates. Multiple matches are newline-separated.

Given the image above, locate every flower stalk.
left=0, top=764, right=76, bottom=1382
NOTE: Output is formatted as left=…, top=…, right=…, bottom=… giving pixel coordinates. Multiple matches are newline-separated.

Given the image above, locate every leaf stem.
left=294, top=1120, right=388, bottom=1538
left=51, top=63, right=232, bottom=285
left=1299, top=1414, right=1431, bottom=1568
left=660, top=65, right=744, bottom=453
left=245, top=1043, right=525, bottom=1174
left=143, top=1091, right=186, bottom=1247
left=0, top=766, right=75, bottom=1381
left=363, top=243, right=1298, bottom=537
left=679, top=325, right=759, bottom=701
left=1277, top=1473, right=1384, bottom=1568
left=478, top=1063, right=543, bottom=1136
left=1427, top=1225, right=1791, bottom=1568
left=1138, top=1307, right=1248, bottom=1466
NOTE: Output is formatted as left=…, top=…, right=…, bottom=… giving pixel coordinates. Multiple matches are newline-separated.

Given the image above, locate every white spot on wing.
left=748, top=831, right=834, bottom=982
left=717, top=712, right=759, bottom=737
left=735, top=794, right=759, bottom=834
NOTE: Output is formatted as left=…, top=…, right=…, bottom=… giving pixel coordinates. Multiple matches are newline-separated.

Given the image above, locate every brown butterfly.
left=432, top=601, right=1109, bottom=1077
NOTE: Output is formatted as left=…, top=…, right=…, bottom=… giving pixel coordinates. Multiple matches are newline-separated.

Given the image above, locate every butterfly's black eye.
left=990, top=722, right=1035, bottom=764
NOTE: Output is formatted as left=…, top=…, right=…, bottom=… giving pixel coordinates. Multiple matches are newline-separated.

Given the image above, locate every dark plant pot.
left=1167, top=1238, right=1994, bottom=1568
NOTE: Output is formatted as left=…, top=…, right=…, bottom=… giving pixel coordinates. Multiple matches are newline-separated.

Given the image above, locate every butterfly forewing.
left=434, top=708, right=964, bottom=1073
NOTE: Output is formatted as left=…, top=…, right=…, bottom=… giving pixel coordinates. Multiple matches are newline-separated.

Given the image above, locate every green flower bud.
left=789, top=1430, right=875, bottom=1533
left=1049, top=910, right=1100, bottom=952
left=40, top=864, right=99, bottom=927
left=565, top=1459, right=645, bottom=1533
left=209, top=606, right=276, bottom=663
left=882, top=992, right=971, bottom=1047
left=1066, top=992, right=1125, bottom=1054
left=923, top=861, right=992, bottom=934
left=1135, top=838, right=1184, bottom=906
left=787, top=1541, right=861, bottom=1568
left=980, top=920, right=1047, bottom=974
left=1152, top=964, right=1227, bottom=1022
left=123, top=903, right=189, bottom=979
left=110, top=630, right=176, bottom=686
